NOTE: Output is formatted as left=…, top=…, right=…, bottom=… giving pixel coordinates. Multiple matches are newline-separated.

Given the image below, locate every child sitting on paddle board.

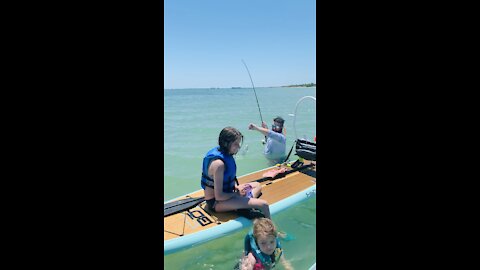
left=239, top=218, right=293, bottom=270
left=201, top=127, right=271, bottom=219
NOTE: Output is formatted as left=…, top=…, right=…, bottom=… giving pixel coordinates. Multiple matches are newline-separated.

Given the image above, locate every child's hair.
left=218, top=127, right=243, bottom=153
left=253, top=218, right=277, bottom=239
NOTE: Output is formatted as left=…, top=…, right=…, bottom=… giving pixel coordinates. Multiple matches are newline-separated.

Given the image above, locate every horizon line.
left=164, top=84, right=316, bottom=90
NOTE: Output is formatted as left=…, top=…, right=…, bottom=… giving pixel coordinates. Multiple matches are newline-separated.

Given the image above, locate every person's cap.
left=273, top=116, right=285, bottom=125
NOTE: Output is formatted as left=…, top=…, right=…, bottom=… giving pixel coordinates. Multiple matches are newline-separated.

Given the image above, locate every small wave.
left=299, top=222, right=315, bottom=229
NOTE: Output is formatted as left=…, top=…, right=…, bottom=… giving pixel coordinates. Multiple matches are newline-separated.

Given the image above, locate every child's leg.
left=215, top=196, right=271, bottom=219
left=236, top=182, right=262, bottom=198
left=248, top=182, right=262, bottom=198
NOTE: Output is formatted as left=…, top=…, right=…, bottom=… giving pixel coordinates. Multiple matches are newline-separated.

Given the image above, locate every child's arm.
left=279, top=255, right=294, bottom=270
left=239, top=253, right=256, bottom=270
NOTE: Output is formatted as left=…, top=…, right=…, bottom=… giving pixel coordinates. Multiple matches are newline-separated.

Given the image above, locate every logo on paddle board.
left=187, top=210, right=213, bottom=226
left=306, top=190, right=316, bottom=197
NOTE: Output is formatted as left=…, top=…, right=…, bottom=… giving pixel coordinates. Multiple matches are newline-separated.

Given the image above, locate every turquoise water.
left=164, top=87, right=317, bottom=269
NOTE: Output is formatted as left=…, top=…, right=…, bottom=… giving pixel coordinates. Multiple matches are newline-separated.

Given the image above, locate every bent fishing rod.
left=242, top=59, right=264, bottom=124
left=242, top=60, right=267, bottom=143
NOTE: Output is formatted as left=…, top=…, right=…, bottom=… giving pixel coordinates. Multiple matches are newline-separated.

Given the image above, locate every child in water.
left=239, top=218, right=293, bottom=270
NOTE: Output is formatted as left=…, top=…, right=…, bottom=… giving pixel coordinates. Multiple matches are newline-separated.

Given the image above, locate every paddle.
left=164, top=197, right=205, bottom=210
left=164, top=197, right=205, bottom=217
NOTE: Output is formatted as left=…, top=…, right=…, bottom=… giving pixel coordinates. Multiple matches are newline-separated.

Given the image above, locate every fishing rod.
left=242, top=59, right=264, bottom=124
left=242, top=59, right=267, bottom=143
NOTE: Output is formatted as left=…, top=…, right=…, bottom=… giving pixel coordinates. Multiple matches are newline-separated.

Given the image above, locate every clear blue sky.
left=164, top=0, right=316, bottom=89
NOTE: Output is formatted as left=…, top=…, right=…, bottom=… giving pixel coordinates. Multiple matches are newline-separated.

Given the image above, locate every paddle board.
left=164, top=161, right=316, bottom=254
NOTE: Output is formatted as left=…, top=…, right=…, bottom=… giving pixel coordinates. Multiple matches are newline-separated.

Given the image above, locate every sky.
left=164, top=0, right=316, bottom=89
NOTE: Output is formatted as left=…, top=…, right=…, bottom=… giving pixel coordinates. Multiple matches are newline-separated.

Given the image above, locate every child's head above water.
left=253, top=218, right=278, bottom=255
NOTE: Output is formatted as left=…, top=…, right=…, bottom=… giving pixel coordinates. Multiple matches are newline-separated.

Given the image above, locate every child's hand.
left=237, top=184, right=252, bottom=197
left=280, top=256, right=294, bottom=270
left=240, top=255, right=255, bottom=270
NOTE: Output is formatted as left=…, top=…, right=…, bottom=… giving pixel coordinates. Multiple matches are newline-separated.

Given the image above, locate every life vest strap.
left=201, top=173, right=237, bottom=192
left=201, top=173, right=215, bottom=188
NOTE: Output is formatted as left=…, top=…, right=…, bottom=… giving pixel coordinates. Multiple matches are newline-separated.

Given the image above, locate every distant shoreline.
left=164, top=85, right=316, bottom=90
left=280, top=86, right=316, bottom=88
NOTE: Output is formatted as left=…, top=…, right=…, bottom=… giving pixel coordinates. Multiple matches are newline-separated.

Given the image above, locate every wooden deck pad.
left=164, top=162, right=316, bottom=241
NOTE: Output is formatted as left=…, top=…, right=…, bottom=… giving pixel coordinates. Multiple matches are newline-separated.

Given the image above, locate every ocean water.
left=164, top=87, right=317, bottom=269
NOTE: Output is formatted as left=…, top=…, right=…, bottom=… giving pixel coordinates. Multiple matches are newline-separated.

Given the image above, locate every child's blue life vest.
left=201, top=146, right=237, bottom=193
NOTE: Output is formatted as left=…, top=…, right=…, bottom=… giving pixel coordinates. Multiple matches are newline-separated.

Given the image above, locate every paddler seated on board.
left=201, top=127, right=271, bottom=219
left=237, top=218, right=293, bottom=270
left=248, top=116, right=286, bottom=165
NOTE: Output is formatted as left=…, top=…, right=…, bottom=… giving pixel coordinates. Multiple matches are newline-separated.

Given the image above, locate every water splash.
left=240, top=144, right=249, bottom=156
left=279, top=231, right=296, bottom=241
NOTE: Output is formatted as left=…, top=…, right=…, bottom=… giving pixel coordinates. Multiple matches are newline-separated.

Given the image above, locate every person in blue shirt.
left=248, top=116, right=286, bottom=165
